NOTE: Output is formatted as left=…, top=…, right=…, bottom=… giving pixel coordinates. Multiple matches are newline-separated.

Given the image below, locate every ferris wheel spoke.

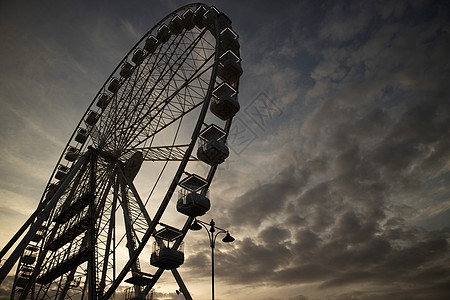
left=58, top=267, right=78, bottom=300
left=124, top=144, right=198, bottom=162
left=98, top=45, right=166, bottom=151
left=99, top=27, right=199, bottom=150
left=122, top=55, right=215, bottom=151
left=104, top=28, right=211, bottom=152
left=98, top=48, right=167, bottom=150
left=110, top=27, right=209, bottom=149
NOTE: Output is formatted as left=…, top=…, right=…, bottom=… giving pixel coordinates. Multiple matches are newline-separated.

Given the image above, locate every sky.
left=1, top=0, right=450, bottom=299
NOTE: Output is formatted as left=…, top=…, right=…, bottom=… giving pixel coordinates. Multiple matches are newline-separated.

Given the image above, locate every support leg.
left=171, top=269, right=193, bottom=300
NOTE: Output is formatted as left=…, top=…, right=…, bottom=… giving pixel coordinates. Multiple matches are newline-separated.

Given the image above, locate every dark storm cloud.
left=259, top=225, right=291, bottom=245
left=184, top=1, right=450, bottom=298
left=228, top=166, right=310, bottom=228
left=370, top=97, right=450, bottom=174
left=183, top=251, right=210, bottom=279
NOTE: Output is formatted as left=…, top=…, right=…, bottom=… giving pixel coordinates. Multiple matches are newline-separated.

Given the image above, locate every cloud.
left=228, top=165, right=310, bottom=228
left=120, top=19, right=145, bottom=41
left=0, top=276, right=14, bottom=300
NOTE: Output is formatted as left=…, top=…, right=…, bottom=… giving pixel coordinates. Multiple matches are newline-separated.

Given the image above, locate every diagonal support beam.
left=117, top=166, right=152, bottom=225
left=172, top=269, right=193, bottom=300
left=118, top=167, right=194, bottom=299
left=0, top=153, right=89, bottom=284
left=125, top=145, right=199, bottom=162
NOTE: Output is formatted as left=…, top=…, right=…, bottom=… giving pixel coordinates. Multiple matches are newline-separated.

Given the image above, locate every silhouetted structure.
left=0, top=3, right=242, bottom=300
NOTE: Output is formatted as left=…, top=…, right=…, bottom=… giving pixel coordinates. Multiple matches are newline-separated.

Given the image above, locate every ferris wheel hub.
left=98, top=149, right=123, bottom=165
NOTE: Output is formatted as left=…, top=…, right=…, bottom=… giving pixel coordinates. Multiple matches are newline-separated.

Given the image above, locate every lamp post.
left=189, top=219, right=235, bottom=300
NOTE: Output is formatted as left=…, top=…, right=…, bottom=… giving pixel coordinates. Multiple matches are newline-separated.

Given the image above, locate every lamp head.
left=222, top=231, right=235, bottom=243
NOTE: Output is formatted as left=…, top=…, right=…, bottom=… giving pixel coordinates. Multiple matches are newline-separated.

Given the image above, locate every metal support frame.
left=87, top=147, right=97, bottom=300
left=116, top=166, right=194, bottom=300
left=0, top=153, right=89, bottom=284
left=172, top=269, right=193, bottom=300
left=118, top=170, right=142, bottom=297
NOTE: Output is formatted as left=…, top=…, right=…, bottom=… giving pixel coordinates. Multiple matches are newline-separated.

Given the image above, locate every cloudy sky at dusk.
left=1, top=1, right=449, bottom=299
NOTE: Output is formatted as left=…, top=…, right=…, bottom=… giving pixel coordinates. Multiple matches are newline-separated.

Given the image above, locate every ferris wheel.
left=0, top=3, right=242, bottom=299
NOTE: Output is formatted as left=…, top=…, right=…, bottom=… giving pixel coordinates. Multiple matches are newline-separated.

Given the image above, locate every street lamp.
left=189, top=219, right=235, bottom=300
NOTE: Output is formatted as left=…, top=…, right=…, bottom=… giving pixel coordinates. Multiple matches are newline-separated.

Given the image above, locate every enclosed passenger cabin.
left=177, top=189, right=210, bottom=217
left=210, top=82, right=240, bottom=120
left=144, top=36, right=158, bottom=53
left=22, top=254, right=36, bottom=265
left=64, top=146, right=79, bottom=162
left=193, top=6, right=207, bottom=28
left=205, top=7, right=232, bottom=38
left=217, top=11, right=232, bottom=32
left=45, top=183, right=57, bottom=201
left=96, top=93, right=110, bottom=110
left=198, top=138, right=230, bottom=164
left=197, top=124, right=229, bottom=165
left=150, top=226, right=184, bottom=270
left=108, top=77, right=121, bottom=93
left=177, top=172, right=210, bottom=216
left=170, top=15, right=183, bottom=35
left=120, top=62, right=134, bottom=79
left=156, top=24, right=171, bottom=43
left=85, top=111, right=99, bottom=126
left=19, top=247, right=38, bottom=288
left=22, top=244, right=39, bottom=265
left=16, top=276, right=30, bottom=288
left=217, top=50, right=243, bottom=84
left=132, top=48, right=145, bottom=65
left=181, top=9, right=195, bottom=30
left=20, top=266, right=34, bottom=277
left=220, top=27, right=240, bottom=56
left=31, top=231, right=43, bottom=242
left=55, top=165, right=69, bottom=180
left=75, top=128, right=88, bottom=144
left=203, top=6, right=219, bottom=34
